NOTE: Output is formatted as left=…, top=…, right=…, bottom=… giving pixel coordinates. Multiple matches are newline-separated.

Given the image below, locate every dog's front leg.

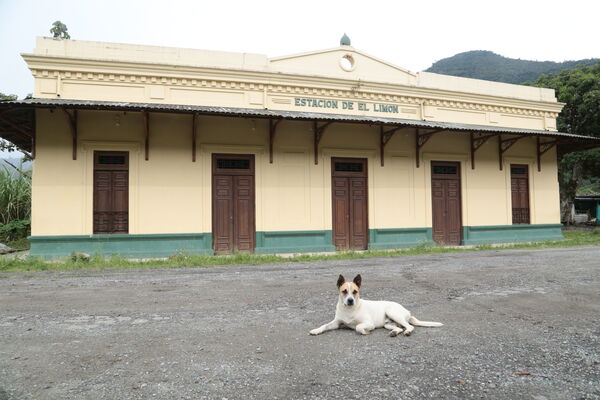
left=355, top=322, right=375, bottom=335
left=309, top=319, right=340, bottom=335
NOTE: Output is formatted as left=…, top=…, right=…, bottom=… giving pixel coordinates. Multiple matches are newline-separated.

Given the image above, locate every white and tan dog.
left=310, top=274, right=443, bottom=337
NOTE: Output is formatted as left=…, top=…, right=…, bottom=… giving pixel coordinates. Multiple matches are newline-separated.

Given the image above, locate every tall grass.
left=0, top=161, right=31, bottom=223
left=0, top=161, right=31, bottom=243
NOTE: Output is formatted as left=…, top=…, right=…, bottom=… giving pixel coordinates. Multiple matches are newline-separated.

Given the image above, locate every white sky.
left=0, top=0, right=599, bottom=99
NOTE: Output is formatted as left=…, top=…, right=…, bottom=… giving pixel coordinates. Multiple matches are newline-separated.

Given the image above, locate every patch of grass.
left=0, top=230, right=599, bottom=273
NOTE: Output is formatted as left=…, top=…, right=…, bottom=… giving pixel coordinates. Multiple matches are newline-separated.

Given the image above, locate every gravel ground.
left=0, top=246, right=599, bottom=400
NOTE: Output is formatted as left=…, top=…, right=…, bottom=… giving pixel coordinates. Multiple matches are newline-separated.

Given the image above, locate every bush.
left=0, top=219, right=30, bottom=242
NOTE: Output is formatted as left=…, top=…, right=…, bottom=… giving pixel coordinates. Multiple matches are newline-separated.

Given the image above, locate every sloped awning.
left=0, top=105, right=35, bottom=153
left=1, top=98, right=599, bottom=156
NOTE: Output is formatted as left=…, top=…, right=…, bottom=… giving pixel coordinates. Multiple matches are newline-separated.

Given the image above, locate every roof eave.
left=1, top=98, right=598, bottom=155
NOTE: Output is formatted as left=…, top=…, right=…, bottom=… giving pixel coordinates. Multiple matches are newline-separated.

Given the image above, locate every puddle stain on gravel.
left=448, top=286, right=548, bottom=301
left=61, top=315, right=170, bottom=330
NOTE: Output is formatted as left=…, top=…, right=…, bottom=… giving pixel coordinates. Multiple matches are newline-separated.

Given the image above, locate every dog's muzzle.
left=345, top=297, right=354, bottom=306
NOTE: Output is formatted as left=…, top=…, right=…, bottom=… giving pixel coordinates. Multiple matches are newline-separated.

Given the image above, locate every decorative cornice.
left=26, top=55, right=562, bottom=119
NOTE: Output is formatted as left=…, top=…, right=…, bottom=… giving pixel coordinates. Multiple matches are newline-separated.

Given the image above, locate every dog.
left=309, top=274, right=443, bottom=337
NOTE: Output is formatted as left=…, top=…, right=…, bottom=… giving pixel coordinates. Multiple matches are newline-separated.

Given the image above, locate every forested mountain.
left=425, top=50, right=598, bottom=84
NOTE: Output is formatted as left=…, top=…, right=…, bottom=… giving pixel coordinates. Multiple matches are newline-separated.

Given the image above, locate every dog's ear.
left=337, top=275, right=345, bottom=288
left=353, top=274, right=362, bottom=288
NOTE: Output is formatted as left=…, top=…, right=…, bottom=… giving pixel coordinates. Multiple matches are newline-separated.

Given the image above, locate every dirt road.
left=1, top=246, right=599, bottom=399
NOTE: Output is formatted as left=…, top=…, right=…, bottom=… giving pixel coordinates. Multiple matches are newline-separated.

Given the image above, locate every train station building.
left=0, top=36, right=597, bottom=257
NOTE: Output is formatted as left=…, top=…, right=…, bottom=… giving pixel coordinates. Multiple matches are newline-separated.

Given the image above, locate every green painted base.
left=368, top=228, right=433, bottom=250
left=462, top=224, right=563, bottom=245
left=28, top=224, right=564, bottom=258
left=29, top=233, right=213, bottom=258
left=255, top=230, right=335, bottom=254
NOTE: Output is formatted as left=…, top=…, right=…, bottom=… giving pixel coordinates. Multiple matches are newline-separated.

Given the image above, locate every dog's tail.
left=409, top=316, right=443, bottom=327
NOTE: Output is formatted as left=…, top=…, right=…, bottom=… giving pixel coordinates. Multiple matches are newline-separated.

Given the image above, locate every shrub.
left=0, top=219, right=30, bottom=242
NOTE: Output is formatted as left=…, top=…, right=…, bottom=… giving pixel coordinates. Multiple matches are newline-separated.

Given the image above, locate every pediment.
left=269, top=47, right=417, bottom=85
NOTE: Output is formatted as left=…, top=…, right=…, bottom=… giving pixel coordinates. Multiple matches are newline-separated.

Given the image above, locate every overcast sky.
left=0, top=0, right=599, bottom=98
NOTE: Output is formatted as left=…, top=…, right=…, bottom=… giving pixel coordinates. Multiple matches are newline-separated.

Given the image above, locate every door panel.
left=446, top=180, right=461, bottom=244
left=332, top=177, right=350, bottom=250
left=431, top=161, right=462, bottom=245
left=431, top=180, right=446, bottom=244
left=212, top=154, right=255, bottom=254
left=234, top=175, right=255, bottom=252
left=213, top=175, right=234, bottom=253
left=93, top=171, right=112, bottom=234
left=93, top=152, right=129, bottom=234
left=112, top=171, right=129, bottom=234
left=350, top=177, right=368, bottom=249
left=331, top=158, right=368, bottom=251
left=511, top=165, right=530, bottom=224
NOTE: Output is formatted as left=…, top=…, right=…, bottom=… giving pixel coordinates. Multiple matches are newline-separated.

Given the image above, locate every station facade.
left=2, top=36, right=595, bottom=257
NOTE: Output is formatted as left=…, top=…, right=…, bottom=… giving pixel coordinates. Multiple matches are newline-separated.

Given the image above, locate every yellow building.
left=0, top=36, right=597, bottom=257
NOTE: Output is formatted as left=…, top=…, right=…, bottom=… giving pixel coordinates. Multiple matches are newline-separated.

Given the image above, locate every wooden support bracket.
left=379, top=125, right=403, bottom=166
left=415, top=128, right=444, bottom=168
left=536, top=136, right=558, bottom=172
left=498, top=135, right=526, bottom=170
left=62, top=109, right=78, bottom=160
left=470, top=132, right=497, bottom=169
left=313, top=121, right=333, bottom=165
left=143, top=112, right=149, bottom=161
left=269, top=119, right=282, bottom=164
left=191, top=113, right=198, bottom=162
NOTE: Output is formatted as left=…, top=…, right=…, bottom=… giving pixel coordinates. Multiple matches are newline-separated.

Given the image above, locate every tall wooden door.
left=510, top=164, right=530, bottom=224
left=93, top=151, right=129, bottom=234
left=331, top=158, right=368, bottom=250
left=212, top=154, right=255, bottom=254
left=431, top=161, right=462, bottom=245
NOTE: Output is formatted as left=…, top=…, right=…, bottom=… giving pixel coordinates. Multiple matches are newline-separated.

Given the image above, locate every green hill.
left=425, top=50, right=599, bottom=84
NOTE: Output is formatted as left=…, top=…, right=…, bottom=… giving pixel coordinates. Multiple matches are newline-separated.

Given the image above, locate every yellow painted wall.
left=31, top=109, right=560, bottom=236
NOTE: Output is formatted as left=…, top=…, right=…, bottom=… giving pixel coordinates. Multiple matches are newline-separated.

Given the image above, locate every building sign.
left=294, top=97, right=399, bottom=114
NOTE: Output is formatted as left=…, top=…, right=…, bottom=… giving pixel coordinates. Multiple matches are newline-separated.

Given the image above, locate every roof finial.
left=340, top=33, right=351, bottom=46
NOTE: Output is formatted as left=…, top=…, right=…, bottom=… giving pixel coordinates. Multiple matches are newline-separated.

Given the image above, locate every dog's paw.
left=309, top=329, right=321, bottom=335
left=357, top=329, right=371, bottom=335
left=402, top=328, right=413, bottom=336
left=389, top=329, right=402, bottom=337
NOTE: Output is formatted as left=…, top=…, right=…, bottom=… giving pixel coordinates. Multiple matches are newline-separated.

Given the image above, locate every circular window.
left=339, top=54, right=356, bottom=72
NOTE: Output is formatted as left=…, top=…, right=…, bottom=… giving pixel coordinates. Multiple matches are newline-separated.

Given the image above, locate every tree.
left=0, top=93, right=17, bottom=101
left=531, top=62, right=600, bottom=223
left=50, top=21, right=70, bottom=39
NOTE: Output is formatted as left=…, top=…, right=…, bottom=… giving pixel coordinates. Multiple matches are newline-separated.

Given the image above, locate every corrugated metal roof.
left=1, top=98, right=599, bottom=153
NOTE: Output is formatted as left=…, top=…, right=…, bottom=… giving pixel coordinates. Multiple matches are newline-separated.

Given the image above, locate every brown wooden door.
left=431, top=161, right=462, bottom=245
left=511, top=164, right=530, bottom=224
left=93, top=151, right=129, bottom=234
left=332, top=158, right=368, bottom=250
left=212, top=154, right=255, bottom=253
